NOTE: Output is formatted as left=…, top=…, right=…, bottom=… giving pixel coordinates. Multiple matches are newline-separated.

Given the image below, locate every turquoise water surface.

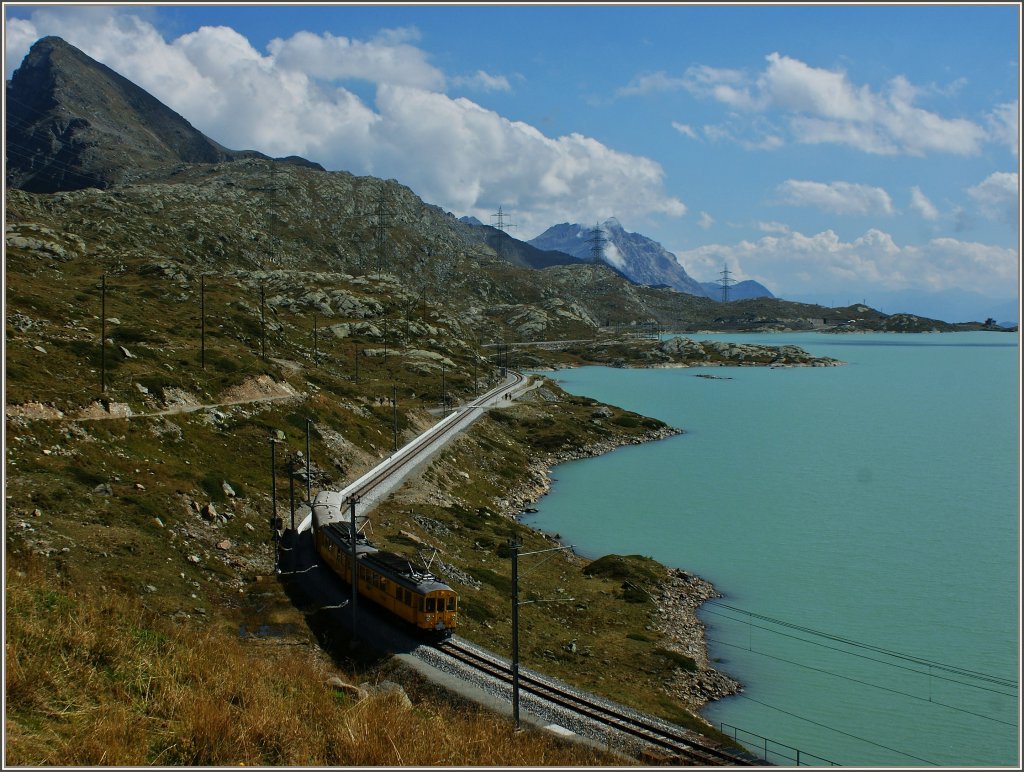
left=526, top=332, right=1019, bottom=766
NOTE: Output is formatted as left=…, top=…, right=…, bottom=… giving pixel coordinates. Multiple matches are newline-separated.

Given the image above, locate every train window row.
left=322, top=534, right=455, bottom=614
left=393, top=586, right=414, bottom=606
left=425, top=597, right=456, bottom=612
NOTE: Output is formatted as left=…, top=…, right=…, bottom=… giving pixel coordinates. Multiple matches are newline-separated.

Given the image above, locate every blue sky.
left=4, top=3, right=1021, bottom=320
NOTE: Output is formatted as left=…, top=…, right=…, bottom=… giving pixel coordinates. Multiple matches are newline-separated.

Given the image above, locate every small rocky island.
left=522, top=335, right=845, bottom=370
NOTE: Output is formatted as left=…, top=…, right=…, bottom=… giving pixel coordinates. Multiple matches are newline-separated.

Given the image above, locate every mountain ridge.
left=699, top=279, right=774, bottom=301
left=5, top=35, right=985, bottom=336
left=528, top=218, right=714, bottom=297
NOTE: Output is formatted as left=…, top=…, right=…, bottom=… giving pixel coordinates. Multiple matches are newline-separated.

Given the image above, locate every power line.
left=706, top=633, right=1018, bottom=727
left=585, top=222, right=607, bottom=263
left=704, top=607, right=1016, bottom=697
left=717, top=263, right=737, bottom=302
left=490, top=205, right=516, bottom=261
left=732, top=693, right=942, bottom=766
left=705, top=601, right=1017, bottom=689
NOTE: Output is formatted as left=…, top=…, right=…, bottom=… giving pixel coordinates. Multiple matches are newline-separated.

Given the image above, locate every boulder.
left=326, top=676, right=368, bottom=702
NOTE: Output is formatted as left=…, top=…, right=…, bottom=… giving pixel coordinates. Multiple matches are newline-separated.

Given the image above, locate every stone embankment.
left=653, top=569, right=742, bottom=711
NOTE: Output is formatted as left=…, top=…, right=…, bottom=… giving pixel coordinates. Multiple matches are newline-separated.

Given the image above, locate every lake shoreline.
left=494, top=387, right=743, bottom=719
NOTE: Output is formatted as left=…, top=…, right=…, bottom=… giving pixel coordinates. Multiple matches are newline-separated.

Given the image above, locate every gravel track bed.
left=411, top=635, right=713, bottom=760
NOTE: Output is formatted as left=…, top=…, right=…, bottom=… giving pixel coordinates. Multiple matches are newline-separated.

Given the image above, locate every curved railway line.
left=296, top=370, right=525, bottom=532
left=433, top=637, right=763, bottom=766
left=335, top=370, right=524, bottom=501
left=295, top=370, right=765, bottom=765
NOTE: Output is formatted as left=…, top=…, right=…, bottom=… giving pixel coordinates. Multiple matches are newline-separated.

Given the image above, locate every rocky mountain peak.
left=5, top=35, right=321, bottom=193
left=528, top=218, right=709, bottom=297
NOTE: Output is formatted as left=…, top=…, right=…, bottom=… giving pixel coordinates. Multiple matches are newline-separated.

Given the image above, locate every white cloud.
left=672, top=122, right=698, bottom=139
left=757, top=53, right=871, bottom=119
left=266, top=29, right=445, bottom=89
left=756, top=221, right=792, bottom=234
left=675, top=228, right=1018, bottom=298
left=697, top=211, right=714, bottom=229
left=679, top=64, right=758, bottom=109
left=616, top=70, right=689, bottom=97
left=602, top=242, right=627, bottom=269
left=909, top=186, right=939, bottom=221
left=775, top=180, right=894, bottom=216
left=451, top=70, right=512, bottom=92
left=4, top=17, right=42, bottom=69
left=740, top=133, right=784, bottom=151
left=985, top=101, right=1019, bottom=158
left=967, top=172, right=1019, bottom=224
left=676, top=52, right=990, bottom=157
left=5, top=9, right=686, bottom=237
left=374, top=85, right=686, bottom=235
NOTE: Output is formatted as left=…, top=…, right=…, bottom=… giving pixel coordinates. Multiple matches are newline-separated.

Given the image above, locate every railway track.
left=298, top=371, right=526, bottom=531
left=346, top=370, right=524, bottom=499
left=434, top=637, right=763, bottom=766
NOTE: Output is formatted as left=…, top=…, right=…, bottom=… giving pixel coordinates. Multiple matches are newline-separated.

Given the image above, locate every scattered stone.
left=187, top=554, right=201, bottom=564
left=144, top=585, right=157, bottom=593
left=202, top=502, right=218, bottom=521
left=119, top=346, right=135, bottom=359
left=153, top=517, right=164, bottom=528
left=93, top=482, right=113, bottom=495
left=326, top=676, right=368, bottom=702
left=135, top=483, right=146, bottom=490
left=33, top=345, right=47, bottom=354
left=216, top=540, right=232, bottom=551
left=361, top=680, right=412, bottom=710
left=222, top=480, right=236, bottom=498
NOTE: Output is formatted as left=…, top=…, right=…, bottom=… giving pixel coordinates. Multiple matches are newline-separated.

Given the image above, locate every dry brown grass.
left=4, top=554, right=627, bottom=766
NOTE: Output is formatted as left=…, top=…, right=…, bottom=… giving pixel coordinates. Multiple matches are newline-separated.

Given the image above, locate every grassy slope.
left=5, top=185, right=743, bottom=763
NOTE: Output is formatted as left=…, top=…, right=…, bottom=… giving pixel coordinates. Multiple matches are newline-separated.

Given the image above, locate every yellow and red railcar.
left=314, top=519, right=457, bottom=635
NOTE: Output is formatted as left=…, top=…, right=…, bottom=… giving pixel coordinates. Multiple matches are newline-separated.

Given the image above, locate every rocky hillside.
left=6, top=35, right=968, bottom=342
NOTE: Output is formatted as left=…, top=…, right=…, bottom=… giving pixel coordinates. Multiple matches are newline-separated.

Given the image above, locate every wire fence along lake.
left=527, top=331, right=1019, bottom=767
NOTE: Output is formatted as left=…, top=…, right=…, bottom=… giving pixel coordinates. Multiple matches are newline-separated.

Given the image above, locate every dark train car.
left=314, top=520, right=458, bottom=635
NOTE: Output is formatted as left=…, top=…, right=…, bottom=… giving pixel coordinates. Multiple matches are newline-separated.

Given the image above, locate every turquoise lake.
left=526, top=331, right=1019, bottom=767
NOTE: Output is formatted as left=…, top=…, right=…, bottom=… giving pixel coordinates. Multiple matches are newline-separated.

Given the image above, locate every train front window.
left=425, top=598, right=435, bottom=612
left=447, top=597, right=456, bottom=611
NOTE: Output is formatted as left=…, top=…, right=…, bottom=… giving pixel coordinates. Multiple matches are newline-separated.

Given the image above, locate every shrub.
left=465, top=567, right=512, bottom=595
left=654, top=647, right=698, bottom=672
